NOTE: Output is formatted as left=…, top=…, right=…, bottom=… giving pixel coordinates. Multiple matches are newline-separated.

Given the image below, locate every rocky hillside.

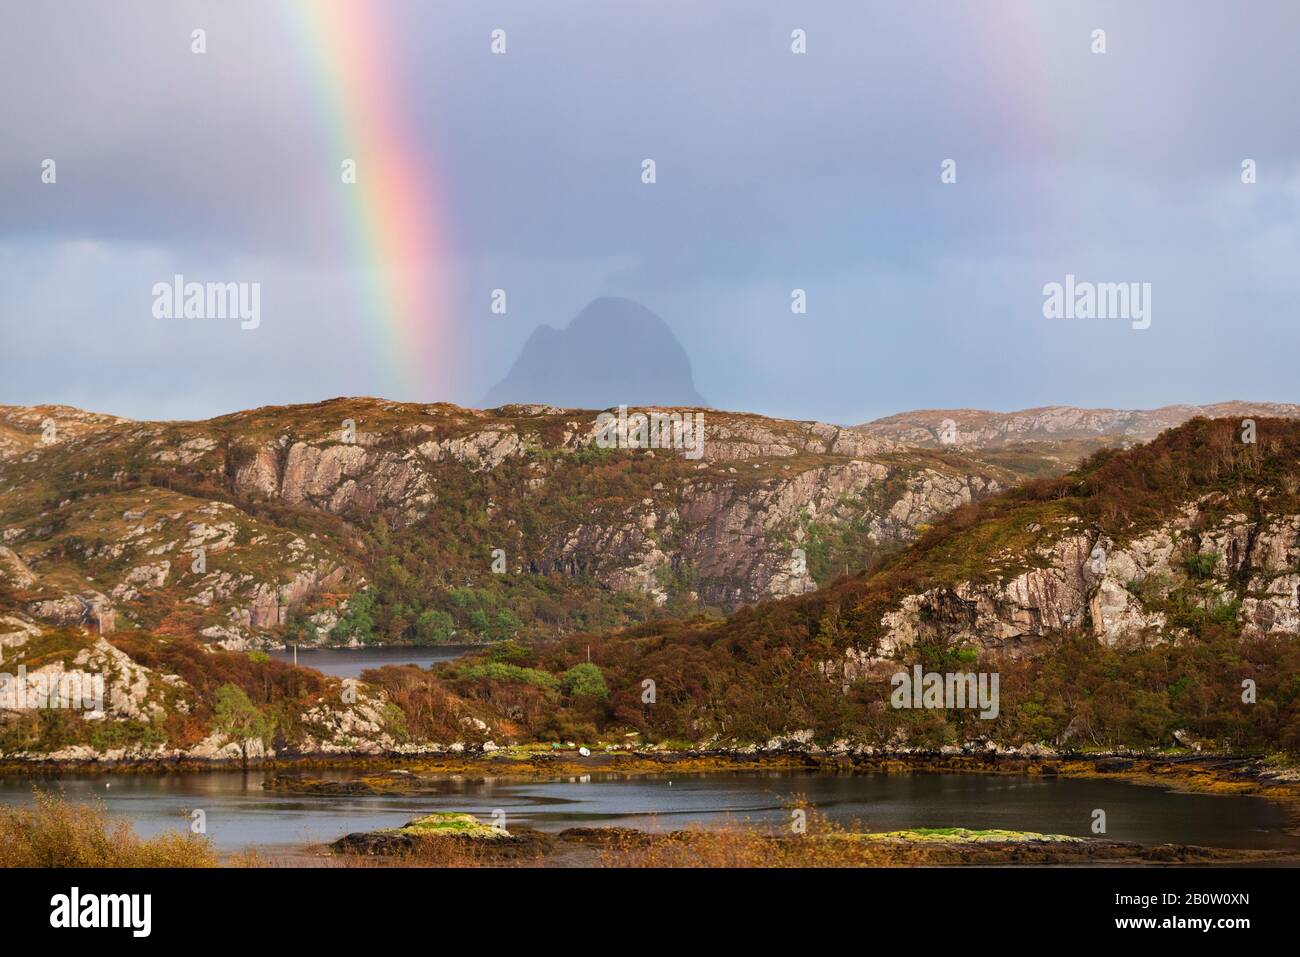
left=0, top=398, right=1041, bottom=652
left=857, top=401, right=1300, bottom=456
left=505, top=417, right=1300, bottom=754
left=4, top=412, right=1300, bottom=761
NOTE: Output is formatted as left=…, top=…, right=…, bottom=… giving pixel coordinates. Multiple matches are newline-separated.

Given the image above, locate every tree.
left=414, top=609, right=455, bottom=645
left=330, top=590, right=377, bottom=644
left=561, top=663, right=609, bottom=700
left=212, top=684, right=274, bottom=768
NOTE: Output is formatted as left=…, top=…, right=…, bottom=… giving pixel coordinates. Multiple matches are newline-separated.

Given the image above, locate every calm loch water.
left=267, top=644, right=476, bottom=678
left=2, top=769, right=1296, bottom=854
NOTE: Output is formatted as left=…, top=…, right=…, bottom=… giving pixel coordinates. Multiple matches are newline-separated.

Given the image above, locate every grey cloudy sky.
left=2, top=0, right=1299, bottom=424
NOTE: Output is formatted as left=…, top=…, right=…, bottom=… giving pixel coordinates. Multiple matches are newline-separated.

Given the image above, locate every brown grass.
left=327, top=838, right=547, bottom=868
left=594, top=806, right=917, bottom=867
left=0, top=790, right=217, bottom=868
left=596, top=827, right=925, bottom=867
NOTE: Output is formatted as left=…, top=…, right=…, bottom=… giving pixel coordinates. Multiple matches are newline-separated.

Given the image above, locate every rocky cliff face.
left=866, top=423, right=1300, bottom=667
left=677, top=460, right=996, bottom=606
left=873, top=503, right=1300, bottom=660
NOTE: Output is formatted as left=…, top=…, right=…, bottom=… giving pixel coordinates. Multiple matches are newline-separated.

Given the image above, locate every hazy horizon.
left=7, top=386, right=1298, bottom=431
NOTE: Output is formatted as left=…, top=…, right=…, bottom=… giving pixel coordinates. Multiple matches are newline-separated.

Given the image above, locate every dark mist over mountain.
left=483, top=297, right=707, bottom=409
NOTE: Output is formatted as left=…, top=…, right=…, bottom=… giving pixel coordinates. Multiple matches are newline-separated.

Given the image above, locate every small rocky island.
left=324, top=809, right=1259, bottom=868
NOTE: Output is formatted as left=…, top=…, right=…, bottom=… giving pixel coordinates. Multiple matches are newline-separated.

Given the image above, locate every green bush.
left=489, top=640, right=533, bottom=665
left=414, top=608, right=456, bottom=645
left=330, top=590, right=377, bottom=644
left=456, top=661, right=559, bottom=690
left=561, top=663, right=609, bottom=700
left=1182, top=551, right=1221, bottom=580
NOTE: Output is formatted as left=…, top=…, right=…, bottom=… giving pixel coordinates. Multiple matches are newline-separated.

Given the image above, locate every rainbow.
left=285, top=0, right=449, bottom=399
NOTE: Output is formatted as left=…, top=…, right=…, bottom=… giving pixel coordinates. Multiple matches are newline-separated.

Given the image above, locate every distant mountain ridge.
left=856, top=401, right=1300, bottom=448
left=482, top=297, right=707, bottom=410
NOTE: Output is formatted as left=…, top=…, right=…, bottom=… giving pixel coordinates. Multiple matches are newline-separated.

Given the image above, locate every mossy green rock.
left=847, top=827, right=1083, bottom=844
left=331, top=811, right=517, bottom=854
left=390, top=812, right=508, bottom=839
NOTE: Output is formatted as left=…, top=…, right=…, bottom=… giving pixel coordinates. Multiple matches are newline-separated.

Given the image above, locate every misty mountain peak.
left=483, top=298, right=707, bottom=409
